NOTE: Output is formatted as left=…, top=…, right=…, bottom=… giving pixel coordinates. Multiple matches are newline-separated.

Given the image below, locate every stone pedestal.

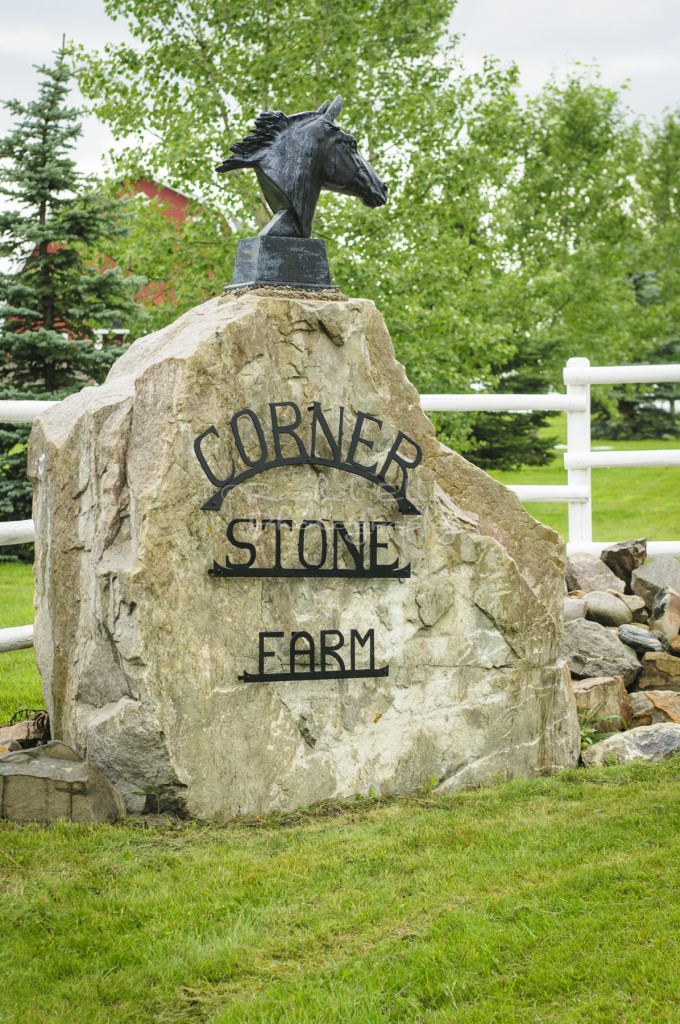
left=227, top=237, right=336, bottom=290
left=29, top=293, right=579, bottom=817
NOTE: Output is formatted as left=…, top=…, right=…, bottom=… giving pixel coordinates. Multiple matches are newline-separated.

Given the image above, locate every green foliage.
left=0, top=48, right=145, bottom=527
left=592, top=335, right=680, bottom=440
left=589, top=110, right=680, bottom=440
left=73, top=6, right=680, bottom=468
left=95, top=184, right=238, bottom=334
left=3, top=758, right=680, bottom=1021
left=578, top=702, right=627, bottom=750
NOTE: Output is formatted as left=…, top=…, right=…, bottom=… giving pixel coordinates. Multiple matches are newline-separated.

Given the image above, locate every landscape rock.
left=671, top=636, right=680, bottom=656
left=0, top=720, right=34, bottom=746
left=651, top=588, right=680, bottom=641
left=629, top=692, right=654, bottom=728
left=565, top=554, right=625, bottom=595
left=631, top=556, right=680, bottom=610
left=560, top=619, right=641, bottom=688
left=571, top=675, right=631, bottom=733
left=611, top=592, right=647, bottom=621
left=0, top=741, right=125, bottom=823
left=642, top=690, right=680, bottom=725
left=582, top=723, right=680, bottom=767
left=618, top=624, right=668, bottom=655
left=28, top=292, right=579, bottom=819
left=600, top=538, right=647, bottom=590
left=637, top=651, right=680, bottom=692
left=564, top=597, right=587, bottom=621
left=0, top=715, right=49, bottom=748
left=585, top=591, right=632, bottom=627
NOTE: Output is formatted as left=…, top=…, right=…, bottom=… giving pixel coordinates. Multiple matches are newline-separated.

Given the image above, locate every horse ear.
left=323, top=96, right=342, bottom=121
left=316, top=100, right=330, bottom=114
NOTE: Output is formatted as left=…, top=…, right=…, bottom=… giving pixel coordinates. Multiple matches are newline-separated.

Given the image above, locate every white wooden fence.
left=1, top=357, right=679, bottom=653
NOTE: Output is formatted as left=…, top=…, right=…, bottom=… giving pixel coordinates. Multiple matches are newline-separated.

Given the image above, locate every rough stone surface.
left=600, top=539, right=647, bottom=589
left=637, top=651, right=680, bottom=692
left=0, top=721, right=32, bottom=745
left=564, top=597, right=586, bottom=621
left=651, top=588, right=680, bottom=641
left=571, top=675, right=632, bottom=732
left=642, top=690, right=680, bottom=725
left=582, top=723, right=680, bottom=767
left=618, top=624, right=668, bottom=655
left=629, top=692, right=654, bottom=728
left=0, top=741, right=125, bottom=823
left=610, top=592, right=647, bottom=619
left=585, top=591, right=632, bottom=627
left=671, top=636, right=680, bottom=656
left=565, top=554, right=625, bottom=595
left=631, top=556, right=680, bottom=610
left=29, top=294, right=579, bottom=819
left=560, top=619, right=641, bottom=688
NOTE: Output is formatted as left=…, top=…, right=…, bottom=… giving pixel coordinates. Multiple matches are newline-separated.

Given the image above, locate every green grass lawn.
left=0, top=561, right=42, bottom=722
left=1, top=759, right=680, bottom=1023
left=1, top=425, right=680, bottom=1022
left=488, top=417, right=680, bottom=541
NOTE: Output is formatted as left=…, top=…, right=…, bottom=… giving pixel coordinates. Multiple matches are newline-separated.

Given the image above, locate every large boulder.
left=0, top=741, right=125, bottom=823
left=29, top=292, right=578, bottom=819
left=582, top=723, right=680, bottom=767
left=631, top=556, right=680, bottom=610
left=560, top=619, right=641, bottom=688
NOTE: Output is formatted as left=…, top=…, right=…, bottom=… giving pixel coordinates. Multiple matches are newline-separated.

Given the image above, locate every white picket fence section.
left=1, top=357, right=679, bottom=654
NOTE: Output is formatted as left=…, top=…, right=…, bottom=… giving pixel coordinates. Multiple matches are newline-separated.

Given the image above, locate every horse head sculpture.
left=216, top=96, right=388, bottom=239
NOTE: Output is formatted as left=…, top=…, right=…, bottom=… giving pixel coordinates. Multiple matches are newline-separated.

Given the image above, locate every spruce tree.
left=0, top=46, right=143, bottom=533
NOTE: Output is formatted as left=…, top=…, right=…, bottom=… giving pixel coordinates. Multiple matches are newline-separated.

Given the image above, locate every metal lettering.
left=239, top=628, right=388, bottom=682
left=225, top=517, right=257, bottom=569
left=298, top=519, right=327, bottom=570
left=269, top=401, right=308, bottom=461
left=258, top=632, right=284, bottom=676
left=230, top=408, right=269, bottom=467
left=345, top=410, right=382, bottom=475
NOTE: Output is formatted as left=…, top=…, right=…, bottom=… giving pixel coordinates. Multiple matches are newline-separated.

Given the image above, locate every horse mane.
left=230, top=110, right=290, bottom=161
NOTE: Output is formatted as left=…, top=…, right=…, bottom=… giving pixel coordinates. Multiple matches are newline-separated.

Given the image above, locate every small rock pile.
left=560, top=539, right=680, bottom=767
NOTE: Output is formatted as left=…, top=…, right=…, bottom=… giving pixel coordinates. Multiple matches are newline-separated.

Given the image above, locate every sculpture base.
left=225, top=237, right=339, bottom=291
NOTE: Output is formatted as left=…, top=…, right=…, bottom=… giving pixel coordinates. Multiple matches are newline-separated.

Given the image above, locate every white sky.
left=0, top=0, right=679, bottom=176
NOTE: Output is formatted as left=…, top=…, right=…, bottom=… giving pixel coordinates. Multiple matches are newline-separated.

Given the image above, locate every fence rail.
left=1, top=359, right=679, bottom=653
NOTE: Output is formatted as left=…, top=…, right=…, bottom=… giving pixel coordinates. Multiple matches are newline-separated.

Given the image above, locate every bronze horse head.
left=216, top=96, right=388, bottom=238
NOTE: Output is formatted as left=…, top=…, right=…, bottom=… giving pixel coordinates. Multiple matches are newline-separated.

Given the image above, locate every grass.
left=1, top=759, right=680, bottom=1023
left=487, top=416, right=680, bottom=541
left=1, top=424, right=679, bottom=1021
left=0, top=561, right=42, bottom=722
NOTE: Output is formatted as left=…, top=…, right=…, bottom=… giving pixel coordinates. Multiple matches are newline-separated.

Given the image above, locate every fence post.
left=564, top=357, right=592, bottom=549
